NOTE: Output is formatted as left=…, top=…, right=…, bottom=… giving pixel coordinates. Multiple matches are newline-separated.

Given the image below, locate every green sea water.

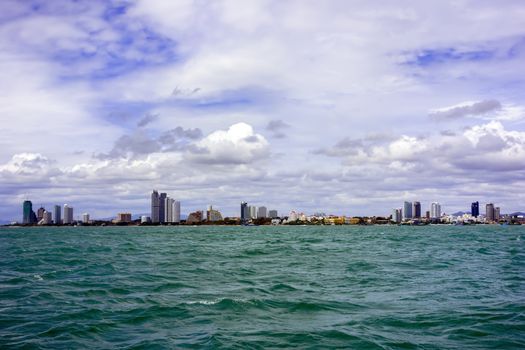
left=1, top=225, right=524, bottom=349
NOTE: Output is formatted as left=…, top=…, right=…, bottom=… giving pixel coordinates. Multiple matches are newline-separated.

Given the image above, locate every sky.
left=1, top=0, right=525, bottom=221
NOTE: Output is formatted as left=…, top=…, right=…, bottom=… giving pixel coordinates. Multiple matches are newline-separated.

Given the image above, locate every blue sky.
left=1, top=0, right=525, bottom=221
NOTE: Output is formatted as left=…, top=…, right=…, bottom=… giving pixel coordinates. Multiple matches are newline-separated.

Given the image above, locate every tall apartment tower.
left=240, top=202, right=248, bottom=224
left=413, top=201, right=421, bottom=218
left=54, top=205, right=61, bottom=224
left=257, top=206, right=267, bottom=218
left=431, top=202, right=441, bottom=219
left=165, top=197, right=174, bottom=223
left=159, top=192, right=167, bottom=223
left=151, top=190, right=160, bottom=223
left=485, top=203, right=495, bottom=222
left=23, top=200, right=37, bottom=224
left=403, top=201, right=413, bottom=220
left=63, top=204, right=73, bottom=224
left=494, top=207, right=501, bottom=221
left=173, top=200, right=181, bottom=223
left=471, top=201, right=479, bottom=217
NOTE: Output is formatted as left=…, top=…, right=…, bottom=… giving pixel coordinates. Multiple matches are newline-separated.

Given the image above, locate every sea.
left=1, top=225, right=524, bottom=349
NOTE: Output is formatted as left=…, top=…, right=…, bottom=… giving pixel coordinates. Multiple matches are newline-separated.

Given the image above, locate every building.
left=63, top=204, right=74, bottom=224
left=173, top=200, right=181, bottom=223
left=207, top=205, right=223, bottom=222
left=249, top=205, right=257, bottom=219
left=403, top=201, right=413, bottom=220
left=485, top=203, right=495, bottom=222
left=430, top=202, right=441, bottom=219
left=495, top=207, right=501, bottom=221
left=151, top=190, right=160, bottom=223
left=392, top=208, right=402, bottom=223
left=257, top=206, right=267, bottom=218
left=425, top=210, right=430, bottom=220
left=268, top=210, right=278, bottom=218
left=240, top=202, right=248, bottom=224
left=159, top=192, right=167, bottom=223
left=165, top=197, right=174, bottom=223
left=82, top=213, right=90, bottom=224
left=23, top=200, right=37, bottom=224
left=37, top=207, right=46, bottom=222
left=471, top=201, right=479, bottom=217
left=116, top=213, right=132, bottom=223
left=54, top=205, right=61, bottom=224
left=141, top=216, right=151, bottom=224
left=186, top=211, right=203, bottom=224
left=413, top=202, right=421, bottom=218
left=42, top=211, right=52, bottom=225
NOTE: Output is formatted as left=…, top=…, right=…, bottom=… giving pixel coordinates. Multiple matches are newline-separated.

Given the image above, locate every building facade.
left=471, top=201, right=479, bottom=217
left=257, top=206, right=267, bottom=218
left=403, top=201, right=413, bottom=220
left=23, top=200, right=37, bottom=224
left=268, top=210, right=278, bottom=218
left=240, top=202, right=248, bottom=224
left=54, top=205, right=61, bottom=224
left=151, top=190, right=160, bottom=223
left=486, top=203, right=495, bottom=222
left=413, top=201, right=421, bottom=218
left=430, top=202, right=441, bottom=219
left=63, top=204, right=73, bottom=224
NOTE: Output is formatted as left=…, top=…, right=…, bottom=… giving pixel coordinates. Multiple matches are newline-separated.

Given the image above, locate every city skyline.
left=1, top=1, right=525, bottom=221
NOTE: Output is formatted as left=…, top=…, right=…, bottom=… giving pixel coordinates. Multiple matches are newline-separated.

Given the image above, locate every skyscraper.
left=165, top=197, right=174, bottom=223
left=257, top=206, right=267, bottom=218
left=63, top=204, right=73, bottom=224
left=431, top=202, right=441, bottom=219
left=471, top=201, right=479, bottom=217
left=151, top=190, right=160, bottom=223
left=249, top=205, right=257, bottom=219
left=54, top=205, right=61, bottom=224
left=159, top=192, right=167, bottom=223
left=485, top=203, right=495, bottom=222
left=392, top=208, right=402, bottom=223
left=413, top=201, right=421, bottom=218
left=173, top=200, right=181, bottom=223
left=240, top=202, right=248, bottom=224
left=23, top=200, right=37, bottom=224
left=403, top=201, right=413, bottom=220
left=494, top=207, right=501, bottom=221
left=42, top=211, right=52, bottom=225
left=37, top=206, right=46, bottom=222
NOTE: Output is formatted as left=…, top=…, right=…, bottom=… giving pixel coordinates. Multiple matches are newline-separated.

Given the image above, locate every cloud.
left=97, top=126, right=203, bottom=159
left=429, top=100, right=502, bottom=120
left=186, top=122, right=269, bottom=164
left=137, top=114, right=159, bottom=127
left=265, top=119, right=291, bottom=138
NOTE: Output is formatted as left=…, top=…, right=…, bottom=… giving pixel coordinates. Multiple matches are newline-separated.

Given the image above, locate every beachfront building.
left=471, top=201, right=479, bottom=217
left=23, top=200, right=37, bottom=224
left=151, top=190, right=160, bottom=223
left=486, top=203, right=495, bottom=222
left=413, top=202, right=421, bottom=218
left=430, top=202, right=441, bottom=219
left=173, top=201, right=181, bottom=223
left=257, top=206, right=267, bottom=218
left=403, top=201, right=413, bottom=220
left=63, top=204, right=73, bottom=224
left=54, top=205, right=61, bottom=224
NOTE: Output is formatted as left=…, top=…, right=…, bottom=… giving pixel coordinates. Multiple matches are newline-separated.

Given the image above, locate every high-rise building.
left=159, top=192, right=167, bottom=223
left=116, top=213, right=132, bottom=223
left=63, top=204, right=73, bottom=224
left=207, top=206, right=223, bottom=222
left=471, top=201, right=479, bottom=217
left=495, top=207, right=500, bottom=221
left=430, top=202, right=441, bottom=219
left=42, top=211, right=52, bottom=225
left=151, top=190, right=160, bottom=223
left=392, top=208, right=402, bottom=223
left=249, top=205, right=257, bottom=219
left=37, top=207, right=46, bottom=222
left=82, top=213, right=90, bottom=224
left=413, top=202, right=421, bottom=218
left=173, top=200, right=181, bottom=223
left=268, top=210, right=278, bottom=218
left=23, top=200, right=37, bottom=224
left=486, top=203, right=495, bottom=222
left=165, top=197, right=174, bottom=223
left=403, top=201, right=413, bottom=220
left=54, top=205, right=61, bottom=224
left=240, top=202, right=248, bottom=224
left=257, top=206, right=267, bottom=218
